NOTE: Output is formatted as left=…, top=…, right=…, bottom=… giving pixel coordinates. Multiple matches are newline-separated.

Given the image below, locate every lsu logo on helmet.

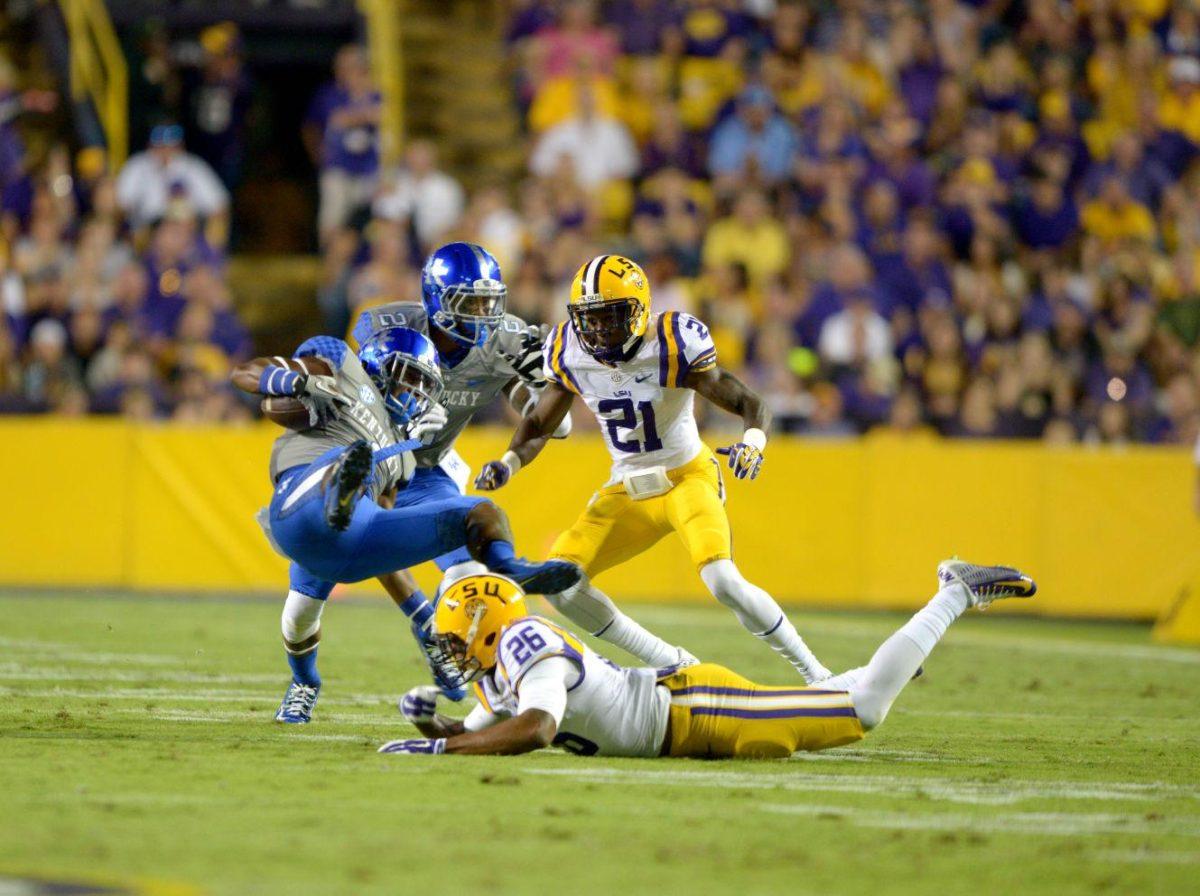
left=433, top=573, right=527, bottom=685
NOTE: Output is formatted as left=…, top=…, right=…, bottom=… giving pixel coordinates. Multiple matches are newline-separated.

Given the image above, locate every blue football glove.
left=716, top=442, right=764, bottom=480
left=378, top=737, right=446, bottom=755
left=399, top=685, right=440, bottom=724
left=474, top=459, right=512, bottom=491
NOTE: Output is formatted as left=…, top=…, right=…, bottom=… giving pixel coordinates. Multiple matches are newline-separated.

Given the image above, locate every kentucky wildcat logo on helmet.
left=357, top=326, right=444, bottom=426
left=431, top=573, right=527, bottom=688
left=568, top=254, right=652, bottom=363
left=421, top=242, right=507, bottom=347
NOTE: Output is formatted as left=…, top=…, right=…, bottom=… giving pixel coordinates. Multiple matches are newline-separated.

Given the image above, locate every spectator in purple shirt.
left=608, top=0, right=677, bottom=56
left=863, top=117, right=936, bottom=211
left=876, top=216, right=952, bottom=315
left=303, top=45, right=381, bottom=243
left=1082, top=132, right=1172, bottom=210
left=1013, top=174, right=1079, bottom=251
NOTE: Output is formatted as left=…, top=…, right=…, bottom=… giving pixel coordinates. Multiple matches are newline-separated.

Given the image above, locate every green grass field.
left=3, top=591, right=1199, bottom=896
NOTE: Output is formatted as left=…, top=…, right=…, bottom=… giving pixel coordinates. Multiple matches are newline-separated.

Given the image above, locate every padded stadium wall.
left=3, top=419, right=1195, bottom=620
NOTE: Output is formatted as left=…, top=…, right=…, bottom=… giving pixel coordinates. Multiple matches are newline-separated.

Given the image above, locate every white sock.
left=699, top=559, right=832, bottom=684
left=546, top=579, right=681, bottom=666
left=282, top=590, right=325, bottom=653
left=595, top=612, right=682, bottom=666
left=849, top=583, right=970, bottom=729
left=819, top=666, right=866, bottom=691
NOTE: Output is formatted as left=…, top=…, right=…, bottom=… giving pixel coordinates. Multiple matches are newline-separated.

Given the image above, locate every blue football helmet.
left=420, top=242, right=507, bottom=347
left=357, top=326, right=444, bottom=426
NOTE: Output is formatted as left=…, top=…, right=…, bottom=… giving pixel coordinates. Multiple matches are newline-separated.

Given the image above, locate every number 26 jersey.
left=543, top=312, right=717, bottom=485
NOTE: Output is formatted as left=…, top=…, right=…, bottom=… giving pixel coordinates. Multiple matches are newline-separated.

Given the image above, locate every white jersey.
left=472, top=616, right=669, bottom=758
left=543, top=311, right=717, bottom=484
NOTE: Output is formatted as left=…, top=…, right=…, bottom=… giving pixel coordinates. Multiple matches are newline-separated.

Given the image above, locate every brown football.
left=261, top=357, right=332, bottom=431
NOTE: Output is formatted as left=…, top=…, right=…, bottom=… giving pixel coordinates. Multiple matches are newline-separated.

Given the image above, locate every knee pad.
left=543, top=575, right=618, bottom=636
left=282, top=590, right=325, bottom=654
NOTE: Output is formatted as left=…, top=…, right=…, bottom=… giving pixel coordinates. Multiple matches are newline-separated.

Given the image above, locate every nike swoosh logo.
left=634, top=373, right=653, bottom=383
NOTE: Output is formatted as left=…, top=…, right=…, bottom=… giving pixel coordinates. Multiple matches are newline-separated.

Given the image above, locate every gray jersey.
left=356, top=303, right=544, bottom=467
left=268, top=336, right=413, bottom=499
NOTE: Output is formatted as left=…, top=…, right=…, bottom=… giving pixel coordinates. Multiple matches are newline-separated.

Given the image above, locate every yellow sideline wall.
left=2, top=419, right=1196, bottom=619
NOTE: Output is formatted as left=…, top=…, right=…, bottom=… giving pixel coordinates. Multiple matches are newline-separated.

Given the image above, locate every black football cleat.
left=323, top=440, right=373, bottom=532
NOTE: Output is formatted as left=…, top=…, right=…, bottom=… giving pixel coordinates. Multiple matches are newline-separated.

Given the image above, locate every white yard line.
left=0, top=667, right=282, bottom=684
left=526, top=766, right=1200, bottom=806
left=757, top=803, right=1200, bottom=838
left=1091, top=849, right=1200, bottom=865
left=101, top=706, right=409, bottom=728
left=0, top=637, right=185, bottom=665
left=0, top=686, right=397, bottom=704
left=790, top=747, right=987, bottom=764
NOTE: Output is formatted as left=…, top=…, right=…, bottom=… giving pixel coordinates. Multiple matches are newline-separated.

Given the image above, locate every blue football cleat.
left=323, top=440, right=372, bottom=532
left=411, top=619, right=467, bottom=701
left=275, top=681, right=320, bottom=723
left=937, top=559, right=1037, bottom=610
left=491, top=558, right=581, bottom=595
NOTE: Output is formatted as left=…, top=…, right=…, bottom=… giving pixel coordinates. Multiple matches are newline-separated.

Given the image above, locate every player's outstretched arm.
left=381, top=706, right=555, bottom=756
left=230, top=355, right=348, bottom=425
left=475, top=382, right=575, bottom=491
left=685, top=365, right=772, bottom=481
left=229, top=357, right=279, bottom=393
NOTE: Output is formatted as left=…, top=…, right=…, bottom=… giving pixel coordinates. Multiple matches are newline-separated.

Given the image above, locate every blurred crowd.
left=0, top=23, right=253, bottom=420
left=321, top=0, right=1200, bottom=445
left=6, top=1, right=1200, bottom=446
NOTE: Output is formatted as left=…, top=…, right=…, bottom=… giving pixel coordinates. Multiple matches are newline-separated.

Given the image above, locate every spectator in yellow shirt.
left=1159, top=55, right=1200, bottom=144
left=1081, top=175, right=1157, bottom=245
left=701, top=189, right=790, bottom=285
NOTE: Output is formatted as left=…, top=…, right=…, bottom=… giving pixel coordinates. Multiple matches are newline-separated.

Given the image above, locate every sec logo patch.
left=359, top=385, right=376, bottom=405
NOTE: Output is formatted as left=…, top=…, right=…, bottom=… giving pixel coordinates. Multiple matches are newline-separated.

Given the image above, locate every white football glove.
left=296, top=373, right=351, bottom=426
left=399, top=685, right=441, bottom=724
left=406, top=403, right=448, bottom=444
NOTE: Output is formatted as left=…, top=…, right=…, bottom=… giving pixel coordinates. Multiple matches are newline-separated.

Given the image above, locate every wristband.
left=501, top=451, right=522, bottom=476
left=259, top=365, right=302, bottom=397
left=432, top=738, right=447, bottom=754
left=742, top=428, right=767, bottom=451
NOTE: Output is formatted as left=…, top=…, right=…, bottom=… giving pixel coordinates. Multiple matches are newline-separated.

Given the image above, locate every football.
left=260, top=357, right=331, bottom=430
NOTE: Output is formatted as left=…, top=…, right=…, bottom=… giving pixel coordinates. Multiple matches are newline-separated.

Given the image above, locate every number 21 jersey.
left=543, top=311, right=717, bottom=485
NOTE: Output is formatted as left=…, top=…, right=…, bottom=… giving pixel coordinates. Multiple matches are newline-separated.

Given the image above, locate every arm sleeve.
left=294, top=335, right=350, bottom=371
left=514, top=655, right=574, bottom=726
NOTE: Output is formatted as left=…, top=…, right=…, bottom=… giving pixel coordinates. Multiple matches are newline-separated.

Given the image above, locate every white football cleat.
left=937, top=559, right=1037, bottom=610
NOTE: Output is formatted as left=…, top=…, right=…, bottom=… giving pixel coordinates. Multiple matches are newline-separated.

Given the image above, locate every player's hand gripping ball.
left=716, top=442, right=764, bottom=480
left=296, top=373, right=351, bottom=426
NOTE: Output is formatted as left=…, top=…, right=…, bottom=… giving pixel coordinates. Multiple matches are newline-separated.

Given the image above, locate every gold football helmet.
left=568, top=254, right=652, bottom=362
left=432, top=573, right=528, bottom=685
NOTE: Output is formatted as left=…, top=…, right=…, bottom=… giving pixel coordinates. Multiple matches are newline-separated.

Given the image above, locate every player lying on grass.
left=476, top=254, right=828, bottom=683
left=378, top=559, right=1036, bottom=758
left=230, top=324, right=579, bottom=724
